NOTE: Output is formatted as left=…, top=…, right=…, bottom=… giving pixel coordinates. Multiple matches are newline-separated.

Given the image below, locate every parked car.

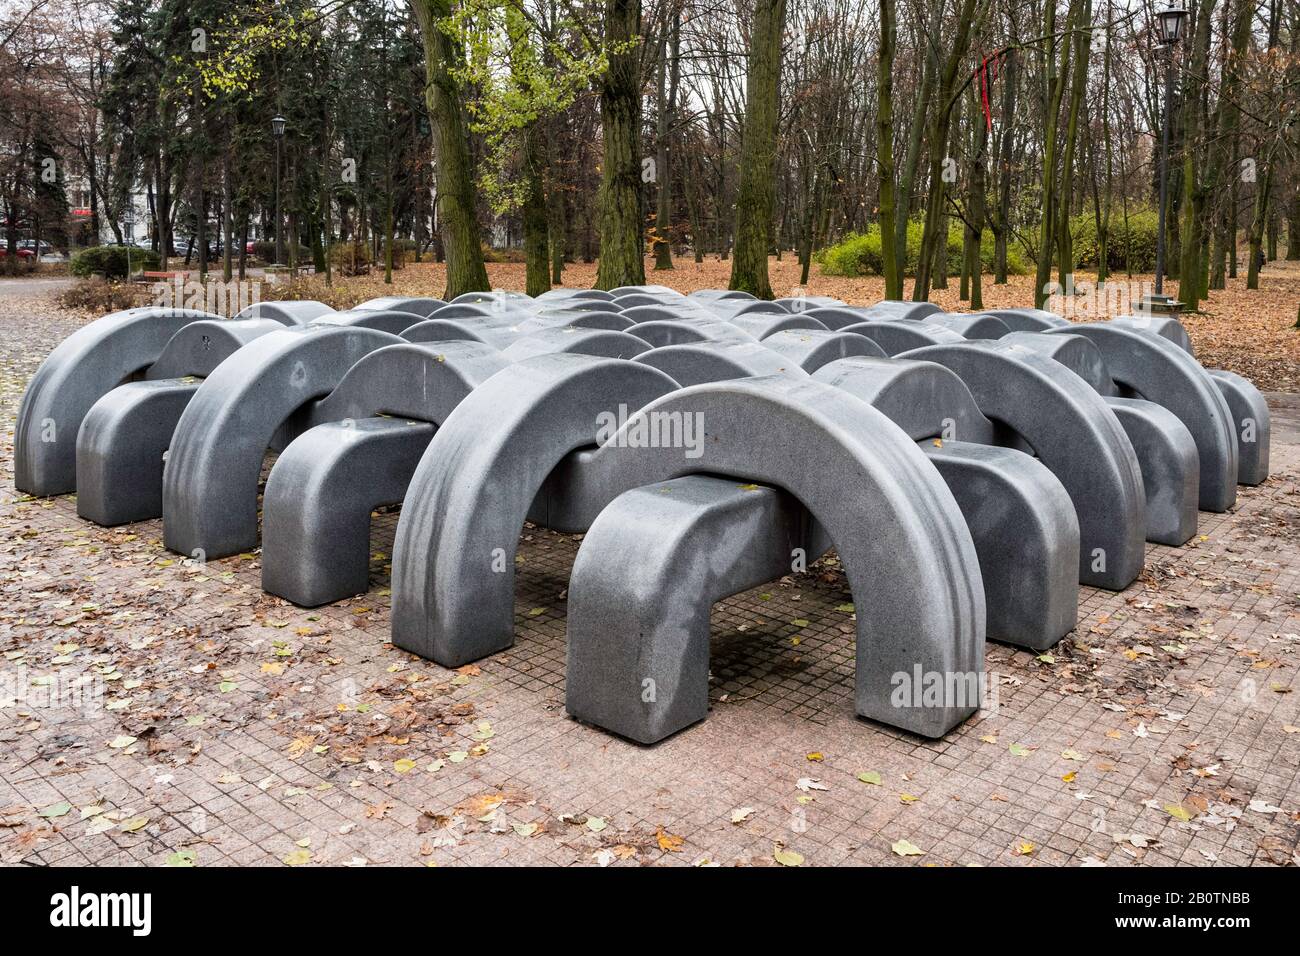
left=18, top=239, right=54, bottom=257
left=0, top=246, right=35, bottom=259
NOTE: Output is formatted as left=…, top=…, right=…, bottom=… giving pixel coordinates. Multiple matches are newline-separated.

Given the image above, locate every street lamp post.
left=122, top=206, right=134, bottom=278
left=1153, top=2, right=1189, bottom=297
left=272, top=115, right=287, bottom=266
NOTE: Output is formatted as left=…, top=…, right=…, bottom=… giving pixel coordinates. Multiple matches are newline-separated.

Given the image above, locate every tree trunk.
left=877, top=0, right=900, bottom=298
left=412, top=0, right=489, bottom=299
left=595, top=0, right=646, bottom=290
left=913, top=0, right=980, bottom=299
left=728, top=0, right=786, bottom=299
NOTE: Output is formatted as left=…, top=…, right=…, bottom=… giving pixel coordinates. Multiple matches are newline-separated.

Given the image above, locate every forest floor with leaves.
left=0, top=267, right=1298, bottom=867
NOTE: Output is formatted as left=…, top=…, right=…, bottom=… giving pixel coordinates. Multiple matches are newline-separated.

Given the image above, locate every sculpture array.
left=16, top=285, right=1271, bottom=744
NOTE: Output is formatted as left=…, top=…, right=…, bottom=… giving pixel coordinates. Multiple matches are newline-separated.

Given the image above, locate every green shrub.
left=1069, top=206, right=1158, bottom=273
left=819, top=221, right=1029, bottom=278
left=69, top=245, right=160, bottom=279
left=250, top=239, right=310, bottom=263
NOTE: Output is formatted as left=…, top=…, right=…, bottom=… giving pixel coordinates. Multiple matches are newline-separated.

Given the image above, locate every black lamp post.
left=122, top=206, right=134, bottom=277
left=272, top=114, right=287, bottom=266
left=1153, top=2, right=1189, bottom=297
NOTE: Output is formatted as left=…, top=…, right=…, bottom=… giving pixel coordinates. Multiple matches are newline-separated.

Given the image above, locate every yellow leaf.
left=899, top=793, right=920, bottom=804
left=393, top=758, right=416, bottom=774
left=773, top=846, right=804, bottom=866
left=656, top=827, right=684, bottom=852
left=1013, top=841, right=1035, bottom=856
left=891, top=839, right=924, bottom=857
left=806, top=752, right=824, bottom=762
left=1165, top=803, right=1192, bottom=822
left=282, top=848, right=312, bottom=866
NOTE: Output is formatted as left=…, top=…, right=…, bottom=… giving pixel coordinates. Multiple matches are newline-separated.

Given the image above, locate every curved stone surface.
left=800, top=306, right=875, bottom=330
left=558, top=375, right=986, bottom=738
left=923, top=441, right=1079, bottom=650
left=857, top=300, right=943, bottom=322
left=926, top=313, right=1012, bottom=340
left=565, top=476, right=807, bottom=743
left=430, top=302, right=531, bottom=320
left=811, top=357, right=995, bottom=443
left=611, top=285, right=679, bottom=297
left=75, top=379, right=201, bottom=526
left=1106, top=397, right=1199, bottom=545
left=544, top=300, right=626, bottom=315
left=903, top=341, right=1145, bottom=590
left=537, top=288, right=616, bottom=302
left=774, top=295, right=844, bottom=312
left=1110, top=314, right=1194, bottom=355
left=501, top=327, right=651, bottom=362
left=310, top=309, right=426, bottom=334
left=262, top=418, right=437, bottom=606
left=529, top=309, right=635, bottom=331
left=15, top=307, right=219, bottom=496
left=353, top=296, right=448, bottom=318
left=840, top=320, right=965, bottom=355
left=450, top=290, right=533, bottom=306
left=974, top=308, right=1069, bottom=332
left=161, top=325, right=402, bottom=559
left=735, top=313, right=828, bottom=339
left=145, top=318, right=283, bottom=379
left=235, top=300, right=334, bottom=325
left=688, top=289, right=755, bottom=302
left=998, top=331, right=1115, bottom=394
left=700, top=299, right=789, bottom=321
left=1047, top=323, right=1237, bottom=511
left=618, top=304, right=713, bottom=325
left=625, top=319, right=757, bottom=348
left=302, top=341, right=510, bottom=427
left=390, top=353, right=680, bottom=666
left=633, top=341, right=807, bottom=386
left=1207, top=369, right=1270, bottom=485
left=401, top=317, right=520, bottom=348
left=615, top=293, right=689, bottom=308
left=761, top=329, right=886, bottom=371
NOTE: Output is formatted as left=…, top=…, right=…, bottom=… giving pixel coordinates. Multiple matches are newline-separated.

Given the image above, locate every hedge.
left=69, top=245, right=161, bottom=279
left=819, top=221, right=1031, bottom=278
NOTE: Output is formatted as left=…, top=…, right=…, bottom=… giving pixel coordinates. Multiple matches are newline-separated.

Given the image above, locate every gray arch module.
left=15, top=307, right=220, bottom=497
left=903, top=341, right=1146, bottom=590
left=561, top=375, right=986, bottom=739
left=161, top=325, right=402, bottom=560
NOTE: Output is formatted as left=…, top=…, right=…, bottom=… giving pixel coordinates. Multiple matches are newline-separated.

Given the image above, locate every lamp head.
left=1156, top=2, right=1189, bottom=45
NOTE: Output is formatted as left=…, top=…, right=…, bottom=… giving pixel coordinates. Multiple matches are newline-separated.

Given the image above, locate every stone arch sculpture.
left=560, top=375, right=986, bottom=739
left=633, top=341, right=810, bottom=386
left=903, top=341, right=1146, bottom=590
left=161, top=325, right=402, bottom=559
left=15, top=307, right=221, bottom=496
left=1046, top=323, right=1237, bottom=511
left=390, top=353, right=681, bottom=666
left=235, top=300, right=334, bottom=325
left=261, top=340, right=512, bottom=606
left=760, top=329, right=887, bottom=372
left=75, top=317, right=284, bottom=526
left=840, top=320, right=965, bottom=355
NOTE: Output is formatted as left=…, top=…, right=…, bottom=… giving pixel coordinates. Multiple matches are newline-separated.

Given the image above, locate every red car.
left=0, top=247, right=35, bottom=259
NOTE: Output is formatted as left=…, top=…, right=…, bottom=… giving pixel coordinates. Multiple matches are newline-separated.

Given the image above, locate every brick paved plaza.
left=1, top=290, right=1297, bottom=867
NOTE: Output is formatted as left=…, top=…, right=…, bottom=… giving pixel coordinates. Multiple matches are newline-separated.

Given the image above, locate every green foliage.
left=446, top=1, right=620, bottom=215
left=820, top=222, right=1030, bottom=277
left=1068, top=207, right=1159, bottom=272
left=70, top=245, right=161, bottom=279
